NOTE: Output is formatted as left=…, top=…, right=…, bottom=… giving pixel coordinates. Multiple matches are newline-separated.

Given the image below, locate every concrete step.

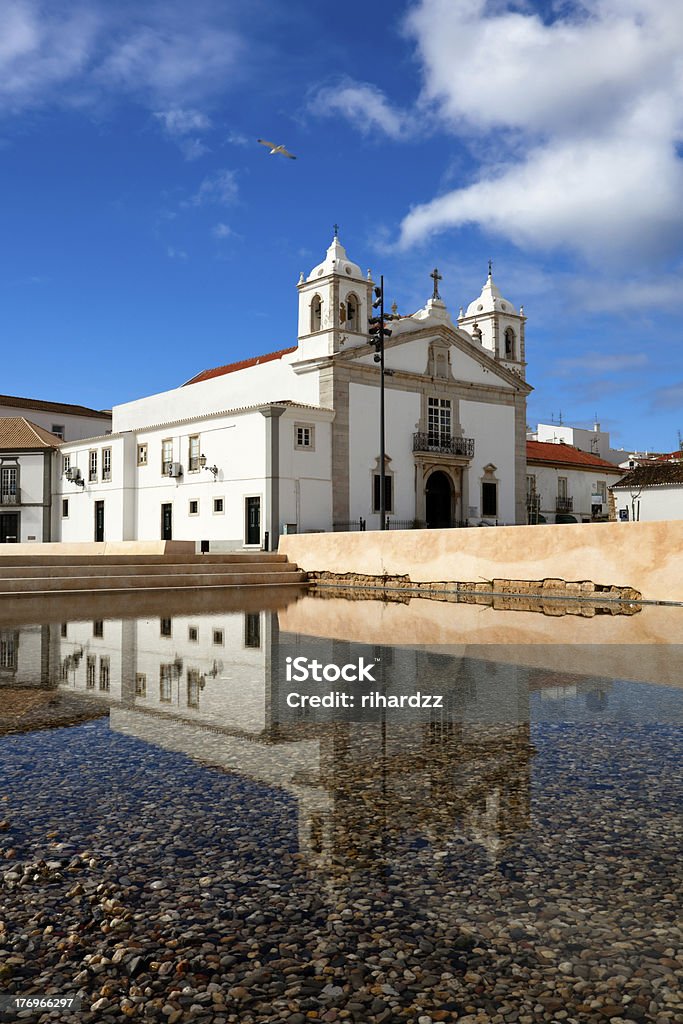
left=0, top=570, right=308, bottom=595
left=0, top=561, right=302, bottom=579
left=0, top=552, right=290, bottom=567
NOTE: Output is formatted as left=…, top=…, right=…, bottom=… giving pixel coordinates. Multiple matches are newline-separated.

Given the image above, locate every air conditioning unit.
left=65, top=467, right=81, bottom=482
left=168, top=462, right=183, bottom=478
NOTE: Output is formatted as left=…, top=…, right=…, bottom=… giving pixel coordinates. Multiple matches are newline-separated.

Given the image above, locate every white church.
left=55, top=233, right=531, bottom=549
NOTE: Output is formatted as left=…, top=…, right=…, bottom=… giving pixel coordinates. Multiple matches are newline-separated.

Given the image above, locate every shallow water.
left=0, top=602, right=681, bottom=1024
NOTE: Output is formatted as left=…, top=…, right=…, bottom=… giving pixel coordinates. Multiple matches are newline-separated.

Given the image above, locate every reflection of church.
left=37, top=611, right=538, bottom=871
left=57, top=234, right=531, bottom=549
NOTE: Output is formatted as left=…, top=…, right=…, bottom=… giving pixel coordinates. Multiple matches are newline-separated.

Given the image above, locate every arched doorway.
left=425, top=471, right=453, bottom=528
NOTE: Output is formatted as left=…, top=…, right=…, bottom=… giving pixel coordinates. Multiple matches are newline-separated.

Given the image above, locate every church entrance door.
left=425, top=471, right=453, bottom=529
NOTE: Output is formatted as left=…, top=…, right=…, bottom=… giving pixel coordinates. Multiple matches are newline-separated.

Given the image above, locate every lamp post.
left=369, top=275, right=391, bottom=530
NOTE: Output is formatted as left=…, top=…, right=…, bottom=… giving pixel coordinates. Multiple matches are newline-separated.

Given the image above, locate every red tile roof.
left=183, top=346, right=297, bottom=386
left=655, top=450, right=683, bottom=462
left=0, top=394, right=111, bottom=419
left=526, top=440, right=618, bottom=470
left=0, top=417, right=62, bottom=448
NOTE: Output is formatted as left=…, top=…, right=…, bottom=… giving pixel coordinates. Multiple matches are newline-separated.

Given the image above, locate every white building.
left=611, top=461, right=683, bottom=522
left=0, top=418, right=62, bottom=543
left=525, top=440, right=624, bottom=524
left=0, top=395, right=111, bottom=442
left=56, top=234, right=531, bottom=548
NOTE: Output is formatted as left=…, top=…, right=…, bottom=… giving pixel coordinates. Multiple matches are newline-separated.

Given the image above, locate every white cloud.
left=226, top=131, right=249, bottom=147
left=212, top=222, right=233, bottom=238
left=0, top=2, right=245, bottom=116
left=186, top=169, right=238, bottom=207
left=309, top=79, right=412, bottom=140
left=555, top=352, right=648, bottom=375
left=651, top=382, right=683, bottom=410
left=154, top=108, right=211, bottom=136
left=167, top=246, right=188, bottom=260
left=395, top=0, right=683, bottom=263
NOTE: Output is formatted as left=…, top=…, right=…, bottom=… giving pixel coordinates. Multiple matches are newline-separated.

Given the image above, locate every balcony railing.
left=556, top=496, right=573, bottom=512
left=413, top=432, right=475, bottom=457
left=1, top=492, right=19, bottom=505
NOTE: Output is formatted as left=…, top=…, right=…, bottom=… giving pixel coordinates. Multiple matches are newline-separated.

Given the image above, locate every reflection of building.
left=44, top=611, right=539, bottom=870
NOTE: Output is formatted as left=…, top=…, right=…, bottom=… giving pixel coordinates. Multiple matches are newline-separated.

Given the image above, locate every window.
left=88, top=450, right=98, bottom=482
left=482, top=481, right=498, bottom=517
left=62, top=454, right=71, bottom=475
left=558, top=477, right=568, bottom=499
left=161, top=439, right=173, bottom=475
left=295, top=423, right=314, bottom=450
left=187, top=670, right=201, bottom=709
left=61, top=622, right=68, bottom=638
left=347, top=293, right=359, bottom=331
left=0, top=631, right=19, bottom=671
left=188, top=625, right=198, bottom=642
left=213, top=628, right=224, bottom=646
left=244, top=613, right=261, bottom=649
left=86, top=656, right=96, bottom=689
left=135, top=673, right=147, bottom=697
left=93, top=620, right=104, bottom=638
left=526, top=474, right=536, bottom=498
left=99, top=656, right=110, bottom=692
left=137, top=444, right=148, bottom=466
left=188, top=435, right=200, bottom=472
left=159, top=665, right=173, bottom=702
left=310, top=294, right=322, bottom=332
left=428, top=398, right=451, bottom=445
left=213, top=498, right=224, bottom=514
left=102, top=447, right=112, bottom=482
left=1, top=467, right=18, bottom=503
left=596, top=480, right=607, bottom=503
left=160, top=618, right=172, bottom=638
left=372, top=474, right=393, bottom=513
left=504, top=328, right=515, bottom=358
left=62, top=499, right=69, bottom=518
left=51, top=424, right=65, bottom=439
left=189, top=499, right=199, bottom=516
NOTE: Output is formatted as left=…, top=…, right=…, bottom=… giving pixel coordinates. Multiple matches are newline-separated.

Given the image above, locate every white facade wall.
left=57, top=435, right=128, bottom=543
left=612, top=485, right=683, bottom=522
left=461, top=400, right=516, bottom=523
left=278, top=410, right=333, bottom=534
left=5, top=451, right=49, bottom=542
left=113, top=355, right=320, bottom=433
left=348, top=383, right=421, bottom=526
left=528, top=463, right=622, bottom=523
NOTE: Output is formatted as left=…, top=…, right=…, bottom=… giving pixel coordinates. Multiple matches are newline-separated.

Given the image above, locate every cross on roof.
left=430, top=267, right=442, bottom=299
left=333, top=223, right=339, bottom=239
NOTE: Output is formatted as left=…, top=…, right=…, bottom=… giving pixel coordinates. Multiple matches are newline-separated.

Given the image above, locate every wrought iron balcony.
left=1, top=492, right=19, bottom=505
left=413, top=432, right=475, bottom=457
left=556, top=496, right=573, bottom=512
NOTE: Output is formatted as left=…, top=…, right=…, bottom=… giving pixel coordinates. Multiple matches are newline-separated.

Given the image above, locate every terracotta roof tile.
left=612, top=462, right=683, bottom=487
left=0, top=394, right=111, bottom=419
left=526, top=440, right=619, bottom=470
left=0, top=417, right=62, bottom=448
left=183, top=346, right=298, bottom=386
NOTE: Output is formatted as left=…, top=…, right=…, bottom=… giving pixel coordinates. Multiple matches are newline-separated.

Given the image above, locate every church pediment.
left=337, top=322, right=530, bottom=393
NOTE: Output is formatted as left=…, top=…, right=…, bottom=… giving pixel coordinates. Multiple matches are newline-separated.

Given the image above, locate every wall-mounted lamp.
left=199, top=454, right=218, bottom=478
left=65, top=467, right=85, bottom=488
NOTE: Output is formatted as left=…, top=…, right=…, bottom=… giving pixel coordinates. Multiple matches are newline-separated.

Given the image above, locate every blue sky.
left=1, top=0, right=682, bottom=453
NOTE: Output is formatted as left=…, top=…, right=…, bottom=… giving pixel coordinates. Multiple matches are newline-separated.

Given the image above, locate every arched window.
left=504, top=327, right=515, bottom=358
left=310, top=295, right=322, bottom=332
left=347, top=293, right=359, bottom=332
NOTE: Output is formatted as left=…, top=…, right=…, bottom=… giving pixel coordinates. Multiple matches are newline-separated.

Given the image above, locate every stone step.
left=0, top=570, right=308, bottom=595
left=0, top=552, right=289, bottom=567
left=0, top=561, right=301, bottom=579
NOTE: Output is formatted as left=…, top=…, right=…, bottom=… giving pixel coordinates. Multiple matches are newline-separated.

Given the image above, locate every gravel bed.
left=0, top=713, right=681, bottom=1024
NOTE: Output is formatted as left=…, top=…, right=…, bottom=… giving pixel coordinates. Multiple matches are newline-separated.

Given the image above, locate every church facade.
left=55, top=234, right=531, bottom=548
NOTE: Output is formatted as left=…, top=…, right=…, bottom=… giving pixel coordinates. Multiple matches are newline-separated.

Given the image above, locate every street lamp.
left=369, top=275, right=392, bottom=530
left=199, top=454, right=218, bottom=478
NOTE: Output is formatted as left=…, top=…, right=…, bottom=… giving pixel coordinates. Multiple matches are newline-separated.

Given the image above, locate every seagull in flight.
left=257, top=138, right=297, bottom=160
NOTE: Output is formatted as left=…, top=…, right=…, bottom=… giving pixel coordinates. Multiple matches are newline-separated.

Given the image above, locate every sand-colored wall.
left=0, top=541, right=195, bottom=557
left=279, top=520, right=683, bottom=604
